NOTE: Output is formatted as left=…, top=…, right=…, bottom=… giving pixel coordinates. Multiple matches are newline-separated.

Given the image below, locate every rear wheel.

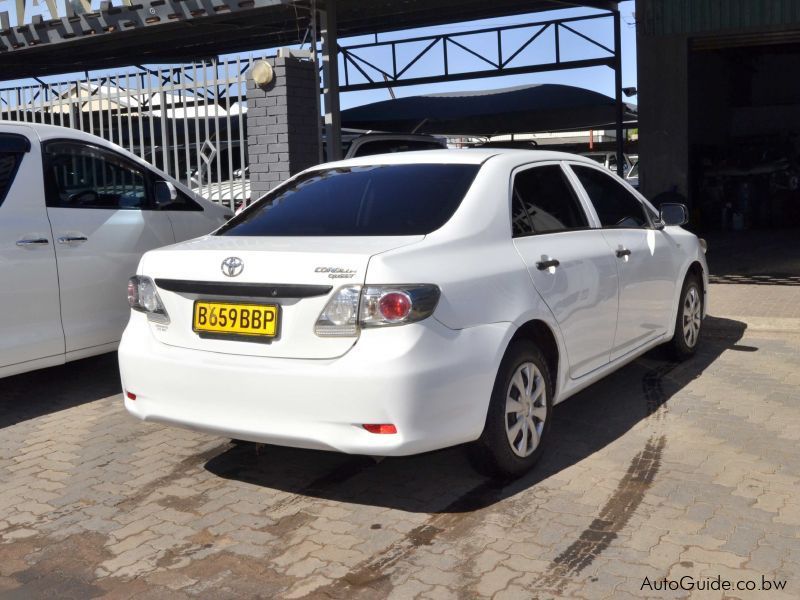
left=668, top=274, right=703, bottom=360
left=468, top=341, right=553, bottom=479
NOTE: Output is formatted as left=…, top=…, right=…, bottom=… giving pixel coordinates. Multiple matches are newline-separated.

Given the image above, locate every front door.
left=43, top=140, right=175, bottom=354
left=510, top=163, right=619, bottom=379
left=569, top=164, right=678, bottom=360
left=0, top=130, right=65, bottom=372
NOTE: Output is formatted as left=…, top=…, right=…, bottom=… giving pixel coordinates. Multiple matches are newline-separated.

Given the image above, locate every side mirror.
left=659, top=203, right=689, bottom=227
left=154, top=181, right=178, bottom=208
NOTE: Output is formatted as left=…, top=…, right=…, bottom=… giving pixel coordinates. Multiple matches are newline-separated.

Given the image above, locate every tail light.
left=314, top=285, right=440, bottom=337
left=128, top=276, right=170, bottom=324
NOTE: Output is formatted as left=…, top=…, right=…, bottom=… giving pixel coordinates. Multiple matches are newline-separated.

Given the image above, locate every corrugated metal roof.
left=638, top=0, right=800, bottom=37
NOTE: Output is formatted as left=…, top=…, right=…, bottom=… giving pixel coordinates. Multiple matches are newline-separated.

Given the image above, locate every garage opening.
left=689, top=40, right=800, bottom=233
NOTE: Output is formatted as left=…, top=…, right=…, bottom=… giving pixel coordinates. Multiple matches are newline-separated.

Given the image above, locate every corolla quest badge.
left=221, top=257, right=244, bottom=277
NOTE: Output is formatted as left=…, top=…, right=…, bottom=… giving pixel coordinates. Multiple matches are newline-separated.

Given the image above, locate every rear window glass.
left=217, top=164, right=479, bottom=236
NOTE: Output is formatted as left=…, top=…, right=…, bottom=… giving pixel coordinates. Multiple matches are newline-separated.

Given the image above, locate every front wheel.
left=668, top=274, right=703, bottom=360
left=468, top=341, right=553, bottom=479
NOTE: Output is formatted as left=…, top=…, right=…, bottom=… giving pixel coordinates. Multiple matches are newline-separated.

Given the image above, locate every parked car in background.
left=344, top=133, right=447, bottom=158
left=0, top=122, right=231, bottom=379
left=581, top=151, right=633, bottom=175
left=205, top=166, right=250, bottom=212
left=475, top=140, right=539, bottom=150
left=120, top=149, right=707, bottom=478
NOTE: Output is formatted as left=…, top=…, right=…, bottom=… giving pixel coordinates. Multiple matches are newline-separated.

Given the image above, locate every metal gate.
left=0, top=58, right=260, bottom=211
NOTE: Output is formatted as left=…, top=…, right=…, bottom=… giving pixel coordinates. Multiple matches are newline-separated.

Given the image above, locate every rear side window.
left=44, top=142, right=149, bottom=210
left=217, top=164, right=479, bottom=237
left=572, top=165, right=649, bottom=228
left=0, top=133, right=30, bottom=208
left=511, top=165, right=589, bottom=237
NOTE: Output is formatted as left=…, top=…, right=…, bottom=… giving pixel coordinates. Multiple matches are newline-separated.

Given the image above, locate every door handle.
left=535, top=258, right=560, bottom=270
left=58, top=236, right=88, bottom=244
left=616, top=248, right=631, bottom=258
left=16, top=238, right=50, bottom=247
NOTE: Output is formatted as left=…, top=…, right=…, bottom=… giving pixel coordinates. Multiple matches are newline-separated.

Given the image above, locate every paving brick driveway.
left=1, top=282, right=799, bottom=599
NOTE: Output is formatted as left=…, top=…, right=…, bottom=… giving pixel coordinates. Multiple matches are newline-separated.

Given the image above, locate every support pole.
left=311, top=0, right=324, bottom=164
left=613, top=9, right=624, bottom=178
left=321, top=0, right=342, bottom=162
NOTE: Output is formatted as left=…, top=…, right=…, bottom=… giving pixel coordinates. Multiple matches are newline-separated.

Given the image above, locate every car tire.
left=468, top=341, right=553, bottom=480
left=668, top=274, right=703, bottom=361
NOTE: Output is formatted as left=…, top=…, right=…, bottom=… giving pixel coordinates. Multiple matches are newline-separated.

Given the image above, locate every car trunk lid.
left=142, top=235, right=423, bottom=358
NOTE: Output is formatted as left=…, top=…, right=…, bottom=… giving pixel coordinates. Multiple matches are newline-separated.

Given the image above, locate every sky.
left=335, top=1, right=637, bottom=110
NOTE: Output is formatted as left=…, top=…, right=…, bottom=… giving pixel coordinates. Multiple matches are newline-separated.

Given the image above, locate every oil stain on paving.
left=532, top=434, right=666, bottom=596
left=305, top=479, right=508, bottom=599
left=531, top=361, right=676, bottom=596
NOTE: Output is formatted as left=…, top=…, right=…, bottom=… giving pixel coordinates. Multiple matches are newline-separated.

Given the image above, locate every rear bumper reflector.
left=363, top=424, right=397, bottom=434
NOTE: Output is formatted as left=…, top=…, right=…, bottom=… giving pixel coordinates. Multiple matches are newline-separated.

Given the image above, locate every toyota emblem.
left=221, top=256, right=244, bottom=277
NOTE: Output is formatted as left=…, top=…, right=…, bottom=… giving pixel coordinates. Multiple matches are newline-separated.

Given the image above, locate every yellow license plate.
left=193, top=301, right=279, bottom=337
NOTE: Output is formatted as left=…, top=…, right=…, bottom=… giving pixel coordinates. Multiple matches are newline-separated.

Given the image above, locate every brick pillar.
left=246, top=56, right=320, bottom=198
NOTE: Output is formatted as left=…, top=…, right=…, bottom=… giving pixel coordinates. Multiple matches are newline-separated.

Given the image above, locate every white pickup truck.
left=0, top=122, right=231, bottom=378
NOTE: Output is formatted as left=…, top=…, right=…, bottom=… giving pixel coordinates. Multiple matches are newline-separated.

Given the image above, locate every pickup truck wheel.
left=469, top=341, right=553, bottom=479
left=668, top=274, right=703, bottom=360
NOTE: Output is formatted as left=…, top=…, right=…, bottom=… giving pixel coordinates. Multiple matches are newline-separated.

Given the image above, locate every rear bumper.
left=119, top=313, right=508, bottom=456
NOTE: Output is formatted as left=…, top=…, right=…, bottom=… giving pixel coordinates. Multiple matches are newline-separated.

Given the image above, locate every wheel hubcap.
left=505, top=362, right=547, bottom=458
left=682, top=286, right=702, bottom=348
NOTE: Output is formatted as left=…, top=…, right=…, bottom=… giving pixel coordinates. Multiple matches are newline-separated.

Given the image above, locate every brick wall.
left=246, top=56, right=320, bottom=199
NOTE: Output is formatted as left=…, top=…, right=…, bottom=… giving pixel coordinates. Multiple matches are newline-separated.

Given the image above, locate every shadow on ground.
left=205, top=316, right=747, bottom=514
left=0, top=352, right=120, bottom=429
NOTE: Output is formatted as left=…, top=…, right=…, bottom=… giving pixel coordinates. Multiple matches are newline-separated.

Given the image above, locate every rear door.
left=0, top=129, right=65, bottom=371
left=511, top=163, right=619, bottom=379
left=43, top=140, right=175, bottom=353
left=568, top=164, right=678, bottom=360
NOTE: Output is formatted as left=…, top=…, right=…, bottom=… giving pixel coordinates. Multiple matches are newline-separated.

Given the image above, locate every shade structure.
left=341, top=84, right=638, bottom=136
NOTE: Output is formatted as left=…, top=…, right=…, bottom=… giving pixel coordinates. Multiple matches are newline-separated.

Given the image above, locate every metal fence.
left=0, top=58, right=260, bottom=211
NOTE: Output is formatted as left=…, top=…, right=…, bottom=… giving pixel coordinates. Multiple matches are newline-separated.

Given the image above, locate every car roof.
left=321, top=148, right=602, bottom=168
left=0, top=121, right=132, bottom=148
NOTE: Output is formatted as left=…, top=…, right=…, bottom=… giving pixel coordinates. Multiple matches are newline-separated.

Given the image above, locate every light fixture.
left=250, top=60, right=275, bottom=88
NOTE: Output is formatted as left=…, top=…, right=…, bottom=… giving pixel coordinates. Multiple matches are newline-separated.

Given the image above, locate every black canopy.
left=341, top=84, right=637, bottom=136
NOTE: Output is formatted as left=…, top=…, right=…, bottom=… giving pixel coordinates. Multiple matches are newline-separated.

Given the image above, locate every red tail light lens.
left=363, top=424, right=398, bottom=434
left=378, top=292, right=412, bottom=322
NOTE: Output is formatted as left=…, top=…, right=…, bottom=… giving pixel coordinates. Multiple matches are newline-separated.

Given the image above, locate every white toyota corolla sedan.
left=120, top=149, right=707, bottom=478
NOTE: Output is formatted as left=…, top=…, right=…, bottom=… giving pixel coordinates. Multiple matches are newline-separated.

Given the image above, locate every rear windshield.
left=217, top=163, right=479, bottom=237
